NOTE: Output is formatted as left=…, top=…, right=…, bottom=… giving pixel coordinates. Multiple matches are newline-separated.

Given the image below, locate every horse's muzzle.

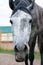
left=14, top=45, right=28, bottom=62
left=15, top=56, right=24, bottom=62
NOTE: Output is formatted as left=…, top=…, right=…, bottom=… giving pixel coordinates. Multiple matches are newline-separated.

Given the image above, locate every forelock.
left=10, top=10, right=32, bottom=21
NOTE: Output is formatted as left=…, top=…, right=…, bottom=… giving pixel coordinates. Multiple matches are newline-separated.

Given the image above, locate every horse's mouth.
left=14, top=45, right=28, bottom=62
left=15, top=54, right=25, bottom=62
left=15, top=56, right=24, bottom=62
left=15, top=52, right=26, bottom=62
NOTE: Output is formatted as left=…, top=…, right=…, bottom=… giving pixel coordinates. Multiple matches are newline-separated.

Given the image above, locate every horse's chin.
left=15, top=49, right=28, bottom=62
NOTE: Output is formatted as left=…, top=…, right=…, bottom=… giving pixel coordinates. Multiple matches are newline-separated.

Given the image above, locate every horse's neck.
left=31, top=3, right=43, bottom=36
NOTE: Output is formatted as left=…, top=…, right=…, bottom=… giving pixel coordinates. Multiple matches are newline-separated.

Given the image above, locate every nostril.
left=14, top=45, right=18, bottom=51
left=24, top=45, right=27, bottom=51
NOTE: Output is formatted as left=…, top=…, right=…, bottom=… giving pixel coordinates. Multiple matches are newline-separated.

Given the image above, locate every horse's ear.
left=27, top=0, right=35, bottom=10
left=9, top=0, right=14, bottom=10
left=9, top=0, right=20, bottom=10
left=31, top=0, right=35, bottom=9
left=28, top=0, right=35, bottom=3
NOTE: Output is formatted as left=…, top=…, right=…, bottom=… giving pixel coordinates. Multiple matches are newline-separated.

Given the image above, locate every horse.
left=9, top=0, right=43, bottom=65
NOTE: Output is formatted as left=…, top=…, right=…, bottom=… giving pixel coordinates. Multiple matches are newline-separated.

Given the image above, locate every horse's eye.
left=29, top=19, right=32, bottom=23
left=14, top=45, right=18, bottom=52
left=10, top=20, right=13, bottom=25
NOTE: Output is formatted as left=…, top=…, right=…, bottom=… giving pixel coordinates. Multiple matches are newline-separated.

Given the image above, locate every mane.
left=11, top=0, right=35, bottom=16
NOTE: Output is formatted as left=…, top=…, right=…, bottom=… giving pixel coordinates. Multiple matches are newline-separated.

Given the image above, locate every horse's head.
left=9, top=0, right=33, bottom=62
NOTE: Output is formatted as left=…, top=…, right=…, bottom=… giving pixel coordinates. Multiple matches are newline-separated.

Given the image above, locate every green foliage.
left=0, top=48, right=14, bottom=54
left=34, top=51, right=40, bottom=59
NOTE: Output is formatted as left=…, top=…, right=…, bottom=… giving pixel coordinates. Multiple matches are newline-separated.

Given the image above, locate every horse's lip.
left=15, top=56, right=24, bottom=62
left=16, top=58, right=24, bottom=62
left=16, top=56, right=23, bottom=60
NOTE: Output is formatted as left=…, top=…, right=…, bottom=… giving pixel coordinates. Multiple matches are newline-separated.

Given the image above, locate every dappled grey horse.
left=9, top=0, right=43, bottom=65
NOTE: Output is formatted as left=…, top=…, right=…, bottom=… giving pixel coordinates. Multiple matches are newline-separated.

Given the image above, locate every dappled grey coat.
left=29, top=3, right=43, bottom=46
left=9, top=0, right=43, bottom=47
